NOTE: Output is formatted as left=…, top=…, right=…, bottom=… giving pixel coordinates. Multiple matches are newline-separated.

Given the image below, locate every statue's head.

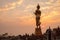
left=37, top=4, right=40, bottom=9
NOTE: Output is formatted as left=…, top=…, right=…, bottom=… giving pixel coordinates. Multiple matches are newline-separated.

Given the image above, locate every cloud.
left=41, top=6, right=53, bottom=10
left=23, top=4, right=36, bottom=12
left=0, top=0, right=60, bottom=35
left=41, top=10, right=60, bottom=26
left=0, top=0, right=23, bottom=12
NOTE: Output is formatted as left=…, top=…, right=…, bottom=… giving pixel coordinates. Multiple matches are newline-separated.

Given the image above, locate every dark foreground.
left=0, top=27, right=60, bottom=40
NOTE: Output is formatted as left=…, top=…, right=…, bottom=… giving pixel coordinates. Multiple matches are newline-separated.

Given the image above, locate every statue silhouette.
left=34, top=4, right=41, bottom=28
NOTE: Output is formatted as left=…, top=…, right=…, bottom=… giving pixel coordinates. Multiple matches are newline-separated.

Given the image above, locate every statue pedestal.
left=35, top=27, right=42, bottom=36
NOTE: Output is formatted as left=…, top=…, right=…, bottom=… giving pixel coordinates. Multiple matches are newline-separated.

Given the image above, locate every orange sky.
left=0, top=0, right=60, bottom=35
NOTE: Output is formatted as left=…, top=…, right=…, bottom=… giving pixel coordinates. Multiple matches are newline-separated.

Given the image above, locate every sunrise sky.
left=0, top=0, right=60, bottom=35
